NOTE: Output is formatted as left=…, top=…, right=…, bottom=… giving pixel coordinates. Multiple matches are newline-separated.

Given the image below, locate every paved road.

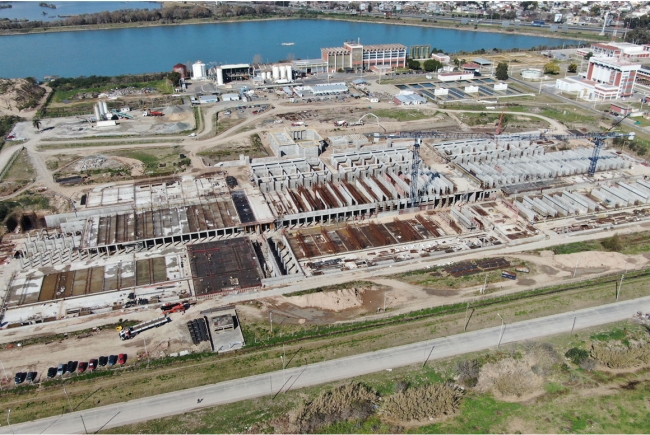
left=3, top=296, right=648, bottom=434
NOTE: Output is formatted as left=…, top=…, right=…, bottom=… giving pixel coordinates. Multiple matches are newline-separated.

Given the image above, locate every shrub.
left=565, top=347, right=589, bottom=365
left=455, top=359, right=480, bottom=386
left=591, top=343, right=650, bottom=369
left=291, top=383, right=379, bottom=433
left=382, top=383, right=463, bottom=421
left=601, top=234, right=623, bottom=252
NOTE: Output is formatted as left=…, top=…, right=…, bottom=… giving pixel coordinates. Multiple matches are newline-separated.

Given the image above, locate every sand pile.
left=282, top=288, right=364, bottom=312
left=554, top=252, right=646, bottom=270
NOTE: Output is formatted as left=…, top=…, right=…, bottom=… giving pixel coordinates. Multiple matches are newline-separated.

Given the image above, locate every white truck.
left=554, top=13, right=563, bottom=23
left=119, top=317, right=170, bottom=340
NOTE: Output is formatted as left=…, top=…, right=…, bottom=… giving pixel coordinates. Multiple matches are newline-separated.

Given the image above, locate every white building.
left=555, top=56, right=640, bottom=101
left=192, top=61, right=206, bottom=80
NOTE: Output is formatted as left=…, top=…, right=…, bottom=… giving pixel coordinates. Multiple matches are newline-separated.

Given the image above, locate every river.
left=0, top=19, right=581, bottom=79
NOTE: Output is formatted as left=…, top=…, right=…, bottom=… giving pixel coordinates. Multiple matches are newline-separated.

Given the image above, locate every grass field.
left=37, top=138, right=184, bottom=151
left=108, top=146, right=189, bottom=176
left=0, top=148, right=35, bottom=195
left=372, top=108, right=436, bottom=122
left=107, top=320, right=650, bottom=434
left=198, top=133, right=268, bottom=164
left=541, top=231, right=650, bottom=256
left=52, top=80, right=171, bottom=103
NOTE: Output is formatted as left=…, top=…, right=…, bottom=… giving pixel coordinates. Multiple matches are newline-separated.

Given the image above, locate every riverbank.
left=0, top=12, right=606, bottom=45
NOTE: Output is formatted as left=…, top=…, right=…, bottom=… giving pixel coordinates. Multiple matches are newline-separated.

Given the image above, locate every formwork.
left=286, top=214, right=447, bottom=260
left=188, top=238, right=264, bottom=296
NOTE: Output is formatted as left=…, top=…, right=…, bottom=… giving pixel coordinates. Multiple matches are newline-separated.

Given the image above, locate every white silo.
left=272, top=65, right=280, bottom=81
left=94, top=104, right=102, bottom=121
left=216, top=67, right=224, bottom=86
left=285, top=65, right=293, bottom=82
left=280, top=66, right=287, bottom=80
left=101, top=101, right=109, bottom=117
left=193, top=60, right=206, bottom=79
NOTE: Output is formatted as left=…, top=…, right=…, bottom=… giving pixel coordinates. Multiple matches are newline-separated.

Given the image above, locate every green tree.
left=585, top=51, right=594, bottom=60
left=601, top=234, right=623, bottom=252
left=32, top=119, right=41, bottom=130
left=407, top=59, right=421, bottom=70
left=423, top=59, right=443, bottom=72
left=495, top=62, right=509, bottom=80
left=167, top=71, right=181, bottom=87
left=366, top=4, right=372, bottom=12
left=543, top=61, right=560, bottom=74
left=567, top=62, right=578, bottom=73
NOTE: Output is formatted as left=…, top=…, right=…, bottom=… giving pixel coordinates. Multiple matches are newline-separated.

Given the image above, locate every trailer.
left=501, top=270, right=517, bottom=280
left=119, top=317, right=169, bottom=340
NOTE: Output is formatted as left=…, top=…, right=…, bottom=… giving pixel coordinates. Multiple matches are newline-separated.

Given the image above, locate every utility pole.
left=464, top=302, right=469, bottom=331
left=63, top=388, right=73, bottom=412
left=497, top=313, right=505, bottom=348
left=143, top=336, right=150, bottom=364
left=0, top=359, right=8, bottom=381
left=6, top=409, right=12, bottom=435
left=617, top=273, right=625, bottom=301
left=573, top=259, right=580, bottom=278
left=571, top=316, right=576, bottom=334
left=383, top=292, right=386, bottom=312
left=270, top=311, right=273, bottom=334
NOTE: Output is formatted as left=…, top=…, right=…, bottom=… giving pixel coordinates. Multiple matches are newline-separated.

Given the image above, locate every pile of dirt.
left=71, top=155, right=125, bottom=172
left=0, top=78, right=46, bottom=115
left=554, top=251, right=647, bottom=270
left=281, top=288, right=365, bottom=312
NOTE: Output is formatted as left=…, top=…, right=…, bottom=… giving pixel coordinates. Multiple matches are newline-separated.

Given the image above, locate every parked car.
left=78, top=362, right=88, bottom=373
left=67, top=361, right=78, bottom=373
left=14, top=372, right=27, bottom=385
left=108, top=355, right=118, bottom=366
left=118, top=353, right=127, bottom=365
left=47, top=367, right=57, bottom=378
left=88, top=359, right=98, bottom=371
left=56, top=364, right=67, bottom=377
left=98, top=356, right=108, bottom=367
left=26, top=372, right=37, bottom=383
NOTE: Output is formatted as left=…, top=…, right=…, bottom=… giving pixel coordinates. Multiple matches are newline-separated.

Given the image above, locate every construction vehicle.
left=334, top=120, right=348, bottom=127
left=162, top=302, right=190, bottom=316
left=119, top=317, right=169, bottom=340
left=143, top=109, right=164, bottom=117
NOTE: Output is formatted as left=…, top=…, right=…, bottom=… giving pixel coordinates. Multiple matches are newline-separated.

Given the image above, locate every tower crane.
left=383, top=120, right=636, bottom=206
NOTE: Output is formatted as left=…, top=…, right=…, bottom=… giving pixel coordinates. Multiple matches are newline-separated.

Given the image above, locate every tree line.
left=0, top=4, right=279, bottom=31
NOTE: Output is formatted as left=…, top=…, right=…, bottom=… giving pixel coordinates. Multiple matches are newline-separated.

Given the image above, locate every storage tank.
left=100, top=101, right=108, bottom=118
left=172, top=63, right=188, bottom=79
left=285, top=65, right=293, bottom=82
left=521, top=68, right=543, bottom=80
left=272, top=66, right=280, bottom=81
left=94, top=104, right=102, bottom=121
left=192, top=60, right=206, bottom=79
left=216, top=68, right=224, bottom=86
left=280, top=66, right=287, bottom=80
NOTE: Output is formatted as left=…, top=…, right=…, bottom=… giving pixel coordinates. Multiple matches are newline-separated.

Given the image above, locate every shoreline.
left=0, top=14, right=601, bottom=45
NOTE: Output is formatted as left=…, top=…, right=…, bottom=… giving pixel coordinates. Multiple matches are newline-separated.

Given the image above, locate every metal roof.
left=472, top=57, right=493, bottom=65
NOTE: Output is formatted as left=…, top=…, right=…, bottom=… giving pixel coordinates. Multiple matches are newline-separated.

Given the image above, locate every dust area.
left=553, top=251, right=644, bottom=270
left=276, top=288, right=365, bottom=312
left=1, top=308, right=209, bottom=376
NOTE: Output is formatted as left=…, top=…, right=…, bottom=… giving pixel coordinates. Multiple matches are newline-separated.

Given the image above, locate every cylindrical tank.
left=521, top=68, right=543, bottom=80
left=280, top=66, right=287, bottom=80
left=216, top=68, right=223, bottom=86
left=94, top=105, right=102, bottom=121
left=285, top=65, right=293, bottom=81
left=101, top=101, right=109, bottom=116
left=272, top=66, right=280, bottom=81
left=265, top=71, right=271, bottom=80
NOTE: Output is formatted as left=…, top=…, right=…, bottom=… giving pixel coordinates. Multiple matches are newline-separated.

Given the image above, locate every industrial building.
left=211, top=64, right=251, bottom=85
left=556, top=56, right=640, bottom=100
left=173, top=63, right=188, bottom=79
left=321, top=40, right=407, bottom=72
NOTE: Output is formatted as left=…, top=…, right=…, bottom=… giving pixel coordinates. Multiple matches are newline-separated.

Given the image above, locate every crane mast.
left=410, top=138, right=421, bottom=206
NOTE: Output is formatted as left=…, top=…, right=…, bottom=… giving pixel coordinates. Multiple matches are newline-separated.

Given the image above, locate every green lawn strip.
left=371, top=109, right=435, bottom=122
left=36, top=139, right=183, bottom=151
